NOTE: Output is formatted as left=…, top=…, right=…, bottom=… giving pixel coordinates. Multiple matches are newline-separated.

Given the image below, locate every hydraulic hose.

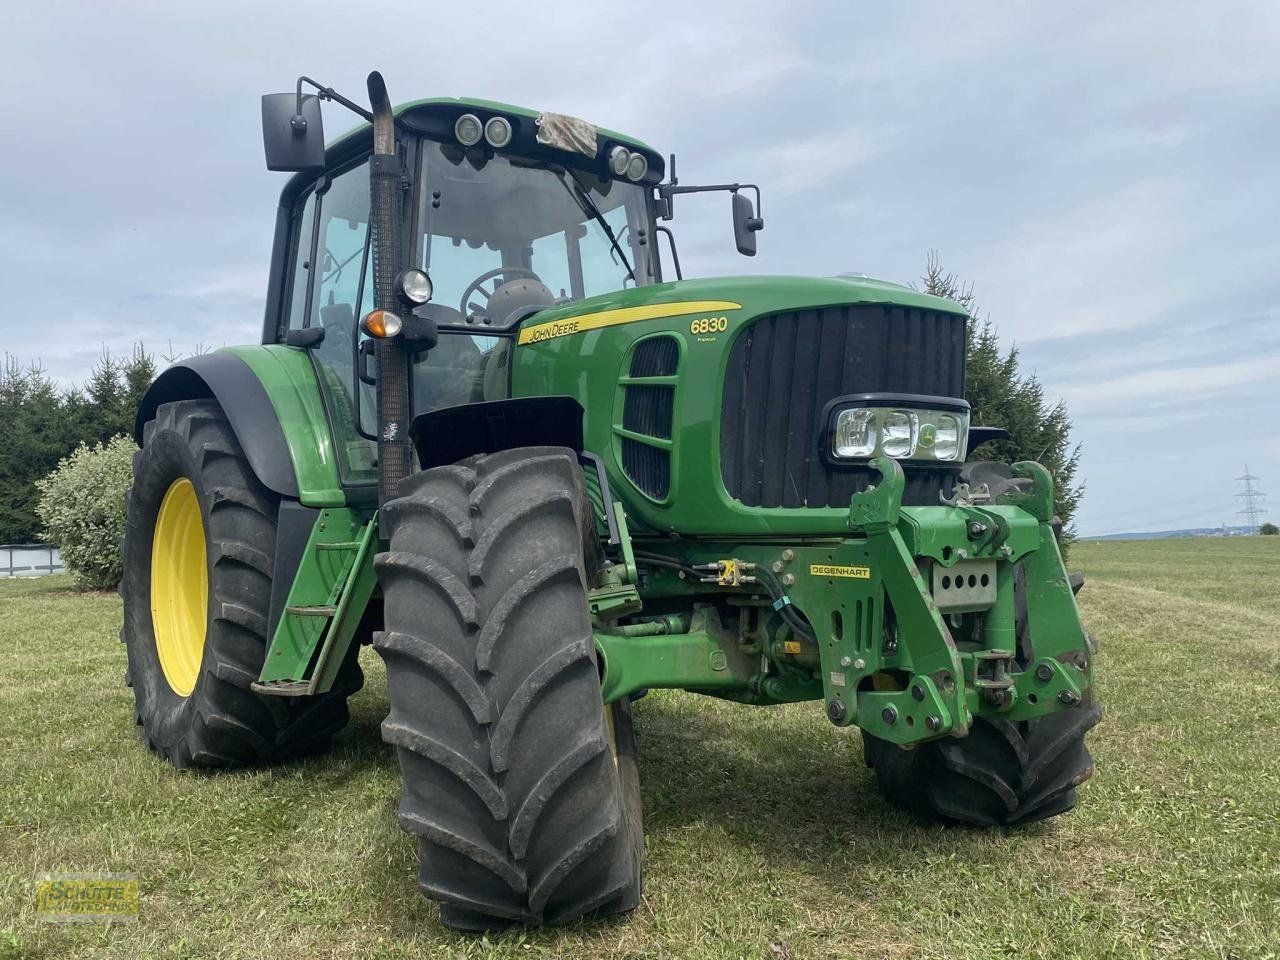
left=632, top=551, right=816, bottom=641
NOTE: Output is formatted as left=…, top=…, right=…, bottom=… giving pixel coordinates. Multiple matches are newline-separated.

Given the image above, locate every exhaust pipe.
left=366, top=71, right=412, bottom=514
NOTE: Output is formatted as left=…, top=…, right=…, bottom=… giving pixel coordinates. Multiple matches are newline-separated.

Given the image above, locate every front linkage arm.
left=590, top=458, right=1092, bottom=749
left=789, top=457, right=1092, bottom=745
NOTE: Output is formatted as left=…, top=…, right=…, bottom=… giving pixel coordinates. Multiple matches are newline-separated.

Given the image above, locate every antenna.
left=1235, top=466, right=1267, bottom=533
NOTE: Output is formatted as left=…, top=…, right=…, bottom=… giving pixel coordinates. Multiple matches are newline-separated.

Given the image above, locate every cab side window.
left=284, top=160, right=378, bottom=484
left=286, top=192, right=318, bottom=331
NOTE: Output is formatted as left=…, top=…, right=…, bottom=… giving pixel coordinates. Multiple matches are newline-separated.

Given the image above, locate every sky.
left=2, top=1, right=1276, bottom=536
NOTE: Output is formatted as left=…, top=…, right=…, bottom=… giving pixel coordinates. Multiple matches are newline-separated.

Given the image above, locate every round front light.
left=484, top=116, right=512, bottom=148
left=397, top=269, right=433, bottom=305
left=609, top=145, right=631, bottom=176
left=454, top=113, right=483, bottom=146
left=625, top=152, right=648, bottom=181
left=881, top=410, right=919, bottom=458
left=360, top=309, right=402, bottom=339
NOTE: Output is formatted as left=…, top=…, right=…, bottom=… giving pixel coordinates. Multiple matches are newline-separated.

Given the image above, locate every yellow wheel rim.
left=150, top=478, right=208, bottom=697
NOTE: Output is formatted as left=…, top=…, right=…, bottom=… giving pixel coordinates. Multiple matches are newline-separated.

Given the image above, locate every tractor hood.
left=511, top=271, right=971, bottom=537
left=514, top=274, right=966, bottom=347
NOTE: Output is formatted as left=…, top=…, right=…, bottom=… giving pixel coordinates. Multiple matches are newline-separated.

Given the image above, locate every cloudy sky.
left=3, top=1, right=1276, bottom=536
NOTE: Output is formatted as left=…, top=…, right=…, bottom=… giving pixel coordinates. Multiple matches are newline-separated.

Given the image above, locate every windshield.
left=415, top=141, right=655, bottom=323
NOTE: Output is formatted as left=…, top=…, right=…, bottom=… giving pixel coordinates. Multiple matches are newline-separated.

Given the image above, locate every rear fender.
left=134, top=347, right=344, bottom=506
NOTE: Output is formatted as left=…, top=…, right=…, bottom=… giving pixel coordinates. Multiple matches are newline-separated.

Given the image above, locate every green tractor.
left=121, top=72, right=1100, bottom=929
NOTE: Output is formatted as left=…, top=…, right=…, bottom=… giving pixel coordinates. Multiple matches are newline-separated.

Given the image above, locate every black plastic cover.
left=410, top=396, right=585, bottom=468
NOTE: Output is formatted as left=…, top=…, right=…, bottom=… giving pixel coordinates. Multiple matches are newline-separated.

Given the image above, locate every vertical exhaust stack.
left=366, top=71, right=412, bottom=512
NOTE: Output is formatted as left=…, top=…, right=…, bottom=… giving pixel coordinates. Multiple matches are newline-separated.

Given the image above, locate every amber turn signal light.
left=360, top=309, right=403, bottom=338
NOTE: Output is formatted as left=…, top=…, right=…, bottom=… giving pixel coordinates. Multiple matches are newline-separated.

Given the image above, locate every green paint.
left=510, top=275, right=964, bottom=537
left=222, top=345, right=345, bottom=507
left=595, top=604, right=823, bottom=706
left=592, top=456, right=1093, bottom=745
left=226, top=106, right=1093, bottom=750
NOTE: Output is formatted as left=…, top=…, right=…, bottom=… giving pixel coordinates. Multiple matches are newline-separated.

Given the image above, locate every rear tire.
left=375, top=447, right=642, bottom=929
left=865, top=566, right=1101, bottom=826
left=121, top=399, right=363, bottom=769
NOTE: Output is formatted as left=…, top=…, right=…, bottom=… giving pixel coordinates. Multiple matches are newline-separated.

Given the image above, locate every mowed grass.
left=2, top=538, right=1278, bottom=959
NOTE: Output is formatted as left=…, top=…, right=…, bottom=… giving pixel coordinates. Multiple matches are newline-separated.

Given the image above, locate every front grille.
left=720, top=305, right=966, bottom=508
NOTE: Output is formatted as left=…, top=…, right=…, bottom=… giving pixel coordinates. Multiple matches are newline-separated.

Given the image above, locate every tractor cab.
left=263, top=93, right=702, bottom=486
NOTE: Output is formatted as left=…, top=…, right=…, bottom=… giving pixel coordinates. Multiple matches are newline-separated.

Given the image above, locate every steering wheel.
left=460, top=267, right=542, bottom=320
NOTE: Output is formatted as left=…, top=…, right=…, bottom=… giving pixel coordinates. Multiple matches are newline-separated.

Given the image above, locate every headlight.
left=625, top=152, right=648, bottom=181
left=881, top=410, right=918, bottom=458
left=396, top=269, right=433, bottom=305
left=609, top=145, right=631, bottom=176
left=454, top=113, right=483, bottom=146
left=484, top=116, right=512, bottom=148
left=931, top=414, right=963, bottom=461
left=829, top=402, right=969, bottom=463
left=833, top=408, right=876, bottom=458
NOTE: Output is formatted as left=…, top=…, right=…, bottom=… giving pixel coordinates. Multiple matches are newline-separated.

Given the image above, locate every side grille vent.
left=629, top=336, right=680, bottom=377
left=618, top=335, right=679, bottom=500
left=621, top=437, right=671, bottom=500
left=622, top=385, right=674, bottom=440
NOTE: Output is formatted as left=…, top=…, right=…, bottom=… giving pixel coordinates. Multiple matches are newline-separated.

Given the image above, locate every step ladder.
left=253, top=509, right=378, bottom=697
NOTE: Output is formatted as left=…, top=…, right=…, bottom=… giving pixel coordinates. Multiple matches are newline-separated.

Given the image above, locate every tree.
left=0, top=358, right=77, bottom=543
left=1260, top=522, right=1279, bottom=536
left=0, top=345, right=154, bottom=543
left=920, top=252, right=1084, bottom=537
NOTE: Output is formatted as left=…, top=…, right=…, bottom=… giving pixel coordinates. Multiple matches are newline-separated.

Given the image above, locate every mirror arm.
left=656, top=180, right=764, bottom=230
left=294, top=76, right=375, bottom=125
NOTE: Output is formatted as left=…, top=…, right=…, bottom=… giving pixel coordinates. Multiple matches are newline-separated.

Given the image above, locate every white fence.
left=1, top=544, right=64, bottom=578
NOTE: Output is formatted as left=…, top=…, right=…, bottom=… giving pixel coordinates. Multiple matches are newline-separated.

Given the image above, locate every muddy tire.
left=375, top=447, right=642, bottom=930
left=121, top=399, right=363, bottom=769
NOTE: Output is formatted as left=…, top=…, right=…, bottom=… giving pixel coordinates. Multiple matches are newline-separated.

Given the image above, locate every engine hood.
left=515, top=274, right=967, bottom=345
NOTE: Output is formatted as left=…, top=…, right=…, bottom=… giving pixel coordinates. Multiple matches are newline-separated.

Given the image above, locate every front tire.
left=121, top=399, right=362, bottom=768
left=375, top=447, right=642, bottom=930
left=864, top=702, right=1101, bottom=826
left=865, top=567, right=1101, bottom=826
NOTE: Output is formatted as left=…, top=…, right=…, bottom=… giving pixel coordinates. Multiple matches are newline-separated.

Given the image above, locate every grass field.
left=2, top=538, right=1278, bottom=959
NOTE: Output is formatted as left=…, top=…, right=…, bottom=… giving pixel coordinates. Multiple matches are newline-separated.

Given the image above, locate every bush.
left=36, top=435, right=136, bottom=589
left=1261, top=522, right=1278, bottom=536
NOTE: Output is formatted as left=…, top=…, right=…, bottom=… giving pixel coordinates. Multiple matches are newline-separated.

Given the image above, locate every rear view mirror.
left=261, top=93, right=325, bottom=172
left=732, top=192, right=763, bottom=256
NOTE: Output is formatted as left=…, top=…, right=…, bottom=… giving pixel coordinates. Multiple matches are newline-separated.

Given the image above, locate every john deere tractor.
left=121, top=72, right=1100, bottom=929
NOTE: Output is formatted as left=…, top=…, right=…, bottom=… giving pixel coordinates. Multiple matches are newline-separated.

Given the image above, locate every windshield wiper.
left=550, top=167, right=635, bottom=284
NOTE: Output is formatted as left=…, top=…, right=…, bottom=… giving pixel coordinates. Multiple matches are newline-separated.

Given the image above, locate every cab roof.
left=329, top=97, right=656, bottom=155
left=280, top=96, right=661, bottom=206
